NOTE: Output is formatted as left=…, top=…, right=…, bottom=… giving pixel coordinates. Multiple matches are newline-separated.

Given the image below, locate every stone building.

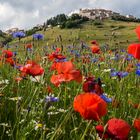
left=79, top=8, right=120, bottom=20
left=5, top=28, right=19, bottom=35
left=5, top=28, right=25, bottom=35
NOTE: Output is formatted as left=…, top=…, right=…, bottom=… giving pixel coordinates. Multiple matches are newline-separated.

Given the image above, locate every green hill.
left=11, top=20, right=140, bottom=49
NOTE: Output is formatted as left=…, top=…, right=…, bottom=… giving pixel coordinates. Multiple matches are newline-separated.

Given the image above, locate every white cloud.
left=0, top=3, right=15, bottom=28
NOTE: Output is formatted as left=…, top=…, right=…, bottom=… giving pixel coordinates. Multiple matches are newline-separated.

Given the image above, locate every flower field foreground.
left=0, top=25, right=140, bottom=140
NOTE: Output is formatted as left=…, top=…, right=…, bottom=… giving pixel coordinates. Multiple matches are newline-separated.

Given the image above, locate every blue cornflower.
left=14, top=65, right=22, bottom=69
left=75, top=53, right=80, bottom=57
left=127, top=54, right=133, bottom=57
left=121, top=49, right=126, bottom=52
left=136, top=69, right=140, bottom=76
left=100, top=94, right=112, bottom=103
left=55, top=58, right=67, bottom=62
left=136, top=63, right=140, bottom=67
left=91, top=58, right=98, bottom=63
left=90, top=92, right=112, bottom=103
left=118, top=72, right=129, bottom=78
left=81, top=43, right=88, bottom=49
left=45, top=96, right=59, bottom=103
left=70, top=50, right=75, bottom=54
left=13, top=31, right=25, bottom=39
left=110, top=71, right=118, bottom=77
left=126, top=57, right=132, bottom=61
left=13, top=52, right=17, bottom=56
left=126, top=54, right=134, bottom=61
left=27, top=48, right=32, bottom=52
left=110, top=56, right=119, bottom=61
left=136, top=63, right=140, bottom=70
left=110, top=71, right=128, bottom=78
left=33, top=33, right=44, bottom=40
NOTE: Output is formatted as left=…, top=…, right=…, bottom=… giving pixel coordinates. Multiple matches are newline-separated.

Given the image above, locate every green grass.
left=0, top=19, right=140, bottom=139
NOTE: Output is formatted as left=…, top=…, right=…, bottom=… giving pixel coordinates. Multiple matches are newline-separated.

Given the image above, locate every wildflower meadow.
left=0, top=20, right=140, bottom=140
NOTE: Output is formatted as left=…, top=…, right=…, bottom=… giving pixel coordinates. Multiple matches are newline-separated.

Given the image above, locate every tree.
left=46, top=14, right=67, bottom=26
left=70, top=14, right=82, bottom=20
left=56, top=14, right=67, bottom=24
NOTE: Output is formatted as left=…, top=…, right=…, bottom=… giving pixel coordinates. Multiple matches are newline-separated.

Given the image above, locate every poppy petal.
left=134, top=118, right=140, bottom=132
left=73, top=93, right=107, bottom=120
left=128, top=44, right=140, bottom=59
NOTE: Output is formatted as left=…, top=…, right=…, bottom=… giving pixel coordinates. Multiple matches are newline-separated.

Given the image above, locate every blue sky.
left=0, top=0, right=140, bottom=31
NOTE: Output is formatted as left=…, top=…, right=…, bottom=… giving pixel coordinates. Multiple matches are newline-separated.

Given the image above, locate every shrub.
left=118, top=25, right=125, bottom=29
left=110, top=25, right=116, bottom=28
left=111, top=15, right=140, bottom=23
left=94, top=20, right=103, bottom=26
left=26, top=28, right=40, bottom=36
left=64, top=20, right=82, bottom=28
left=96, top=25, right=104, bottom=28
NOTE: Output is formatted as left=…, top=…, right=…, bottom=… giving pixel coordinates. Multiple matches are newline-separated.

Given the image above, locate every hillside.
left=0, top=31, right=12, bottom=46
left=10, top=20, right=140, bottom=49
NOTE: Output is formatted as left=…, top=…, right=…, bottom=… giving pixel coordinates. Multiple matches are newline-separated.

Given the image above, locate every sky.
left=0, top=0, right=140, bottom=31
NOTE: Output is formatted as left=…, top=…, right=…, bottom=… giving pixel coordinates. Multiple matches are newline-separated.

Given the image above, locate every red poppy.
left=20, top=64, right=32, bottom=73
left=135, top=26, right=140, bottom=40
left=90, top=45, right=100, bottom=54
left=94, top=84, right=104, bottom=95
left=55, top=61, right=75, bottom=74
left=50, top=74, right=65, bottom=87
left=26, top=64, right=44, bottom=77
left=134, top=118, right=140, bottom=132
left=128, top=100, right=140, bottom=109
left=20, top=72, right=27, bottom=78
left=91, top=40, right=98, bottom=45
left=15, top=77, right=23, bottom=83
left=5, top=58, right=15, bottom=66
left=48, top=52, right=65, bottom=61
left=55, top=47, right=61, bottom=52
left=128, top=43, right=140, bottom=59
left=47, top=86, right=53, bottom=94
left=20, top=61, right=44, bottom=77
left=95, top=125, right=109, bottom=139
left=2, top=50, right=13, bottom=58
left=96, top=118, right=130, bottom=140
left=50, top=70, right=82, bottom=86
left=26, top=60, right=37, bottom=65
left=83, top=79, right=94, bottom=92
left=83, top=77, right=103, bottom=95
left=50, top=61, right=82, bottom=86
left=26, top=43, right=32, bottom=49
left=50, top=61, right=74, bottom=73
left=107, top=118, right=130, bottom=140
left=73, top=93, right=107, bottom=120
left=65, top=69, right=82, bottom=83
left=99, top=56, right=105, bottom=62
left=133, top=103, right=140, bottom=109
